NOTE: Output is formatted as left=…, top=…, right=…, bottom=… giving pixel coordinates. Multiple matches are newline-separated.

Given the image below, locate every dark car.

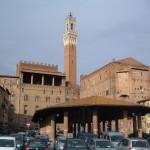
left=78, top=133, right=97, bottom=144
left=35, top=135, right=52, bottom=149
left=64, top=138, right=88, bottom=150
left=25, top=139, right=49, bottom=150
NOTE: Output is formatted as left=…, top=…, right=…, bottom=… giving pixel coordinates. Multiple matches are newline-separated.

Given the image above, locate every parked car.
left=24, top=139, right=49, bottom=150
left=55, top=136, right=66, bottom=150
left=63, top=138, right=88, bottom=150
left=102, top=132, right=124, bottom=147
left=90, top=139, right=116, bottom=150
left=11, top=132, right=26, bottom=150
left=0, top=136, right=17, bottom=150
left=78, top=133, right=97, bottom=144
left=35, top=135, right=52, bottom=149
left=116, top=138, right=150, bottom=150
left=143, top=133, right=150, bottom=144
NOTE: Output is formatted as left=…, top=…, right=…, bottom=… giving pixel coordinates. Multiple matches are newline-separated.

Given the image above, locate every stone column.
left=31, top=74, right=33, bottom=84
left=42, top=75, right=44, bottom=85
left=64, top=112, right=68, bottom=137
left=85, top=123, right=88, bottom=133
left=137, top=114, right=142, bottom=138
left=52, top=77, right=55, bottom=86
left=21, top=73, right=23, bottom=84
left=61, top=78, right=65, bottom=86
left=123, top=111, right=128, bottom=137
left=51, top=115, right=55, bottom=142
left=92, top=109, right=98, bottom=135
left=46, top=117, right=51, bottom=139
left=99, top=122, right=103, bottom=133
left=133, top=115, right=137, bottom=137
left=105, top=121, right=108, bottom=132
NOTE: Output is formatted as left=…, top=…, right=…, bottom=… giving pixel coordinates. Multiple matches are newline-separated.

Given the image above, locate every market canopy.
left=32, top=96, right=150, bottom=122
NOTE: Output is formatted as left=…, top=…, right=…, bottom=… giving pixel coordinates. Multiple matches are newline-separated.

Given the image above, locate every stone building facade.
left=80, top=57, right=150, bottom=103
left=0, top=63, right=65, bottom=125
left=0, top=61, right=79, bottom=126
left=16, top=61, right=67, bottom=122
left=0, top=86, right=15, bottom=131
left=138, top=99, right=150, bottom=134
left=0, top=76, right=19, bottom=114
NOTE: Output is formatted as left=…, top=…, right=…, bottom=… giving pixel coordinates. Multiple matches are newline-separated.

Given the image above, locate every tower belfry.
left=63, top=13, right=78, bottom=88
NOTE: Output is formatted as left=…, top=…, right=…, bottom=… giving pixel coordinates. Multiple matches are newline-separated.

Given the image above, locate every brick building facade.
left=0, top=86, right=15, bottom=131
left=80, top=57, right=150, bottom=103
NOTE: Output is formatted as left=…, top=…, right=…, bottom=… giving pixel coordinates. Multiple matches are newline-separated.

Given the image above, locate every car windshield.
left=29, top=141, right=46, bottom=148
left=111, top=136, right=123, bottom=142
left=59, top=139, right=66, bottom=144
left=0, top=139, right=15, bottom=147
left=132, top=141, right=149, bottom=148
left=96, top=141, right=114, bottom=148
left=67, top=139, right=86, bottom=149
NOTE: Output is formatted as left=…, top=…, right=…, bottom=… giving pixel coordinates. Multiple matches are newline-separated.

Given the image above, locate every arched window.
left=71, top=23, right=73, bottom=30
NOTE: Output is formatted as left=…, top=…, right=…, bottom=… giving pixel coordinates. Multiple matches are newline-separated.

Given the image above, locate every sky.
left=0, top=0, right=150, bottom=83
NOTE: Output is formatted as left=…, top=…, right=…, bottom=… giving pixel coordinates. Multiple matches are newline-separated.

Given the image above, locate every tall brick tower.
left=63, top=13, right=77, bottom=88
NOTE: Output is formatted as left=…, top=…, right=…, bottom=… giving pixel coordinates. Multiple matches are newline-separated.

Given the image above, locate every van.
left=102, top=131, right=124, bottom=147
left=11, top=132, right=26, bottom=150
left=0, top=136, right=17, bottom=150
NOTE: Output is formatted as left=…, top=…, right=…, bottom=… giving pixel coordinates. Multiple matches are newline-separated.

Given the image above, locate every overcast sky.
left=0, top=0, right=150, bottom=82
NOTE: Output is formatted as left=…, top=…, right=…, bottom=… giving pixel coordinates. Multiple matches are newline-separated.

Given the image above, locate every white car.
left=116, top=138, right=150, bottom=150
left=90, top=139, right=116, bottom=150
left=0, top=136, right=17, bottom=150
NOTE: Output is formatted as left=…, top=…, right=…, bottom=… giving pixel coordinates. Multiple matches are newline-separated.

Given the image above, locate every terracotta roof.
left=32, top=96, right=150, bottom=122
left=116, top=57, right=149, bottom=69
left=40, top=96, right=141, bottom=110
left=81, top=57, right=149, bottom=80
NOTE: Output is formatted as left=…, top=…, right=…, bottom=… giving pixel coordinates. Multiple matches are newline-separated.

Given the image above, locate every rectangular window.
left=46, top=97, right=50, bottom=103
left=35, top=105, right=39, bottom=111
left=35, top=96, right=40, bottom=103
left=71, top=23, right=73, bottom=30
left=56, top=97, right=60, bottom=103
left=140, top=86, right=143, bottom=90
left=51, top=90, right=53, bottom=95
left=24, top=105, right=28, bottom=114
left=24, top=95, right=29, bottom=101
left=106, top=90, right=109, bottom=96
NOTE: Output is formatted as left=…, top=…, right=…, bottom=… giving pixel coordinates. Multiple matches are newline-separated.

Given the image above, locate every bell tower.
left=63, top=13, right=77, bottom=88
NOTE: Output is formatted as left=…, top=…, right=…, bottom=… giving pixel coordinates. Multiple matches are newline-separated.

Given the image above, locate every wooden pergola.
left=32, top=96, right=150, bottom=141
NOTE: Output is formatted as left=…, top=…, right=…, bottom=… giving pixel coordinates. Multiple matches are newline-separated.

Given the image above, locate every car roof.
left=0, top=136, right=15, bottom=140
left=94, top=138, right=110, bottom=141
left=127, top=138, right=148, bottom=141
left=66, top=138, right=84, bottom=141
left=102, top=131, right=123, bottom=136
left=56, top=136, right=66, bottom=139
